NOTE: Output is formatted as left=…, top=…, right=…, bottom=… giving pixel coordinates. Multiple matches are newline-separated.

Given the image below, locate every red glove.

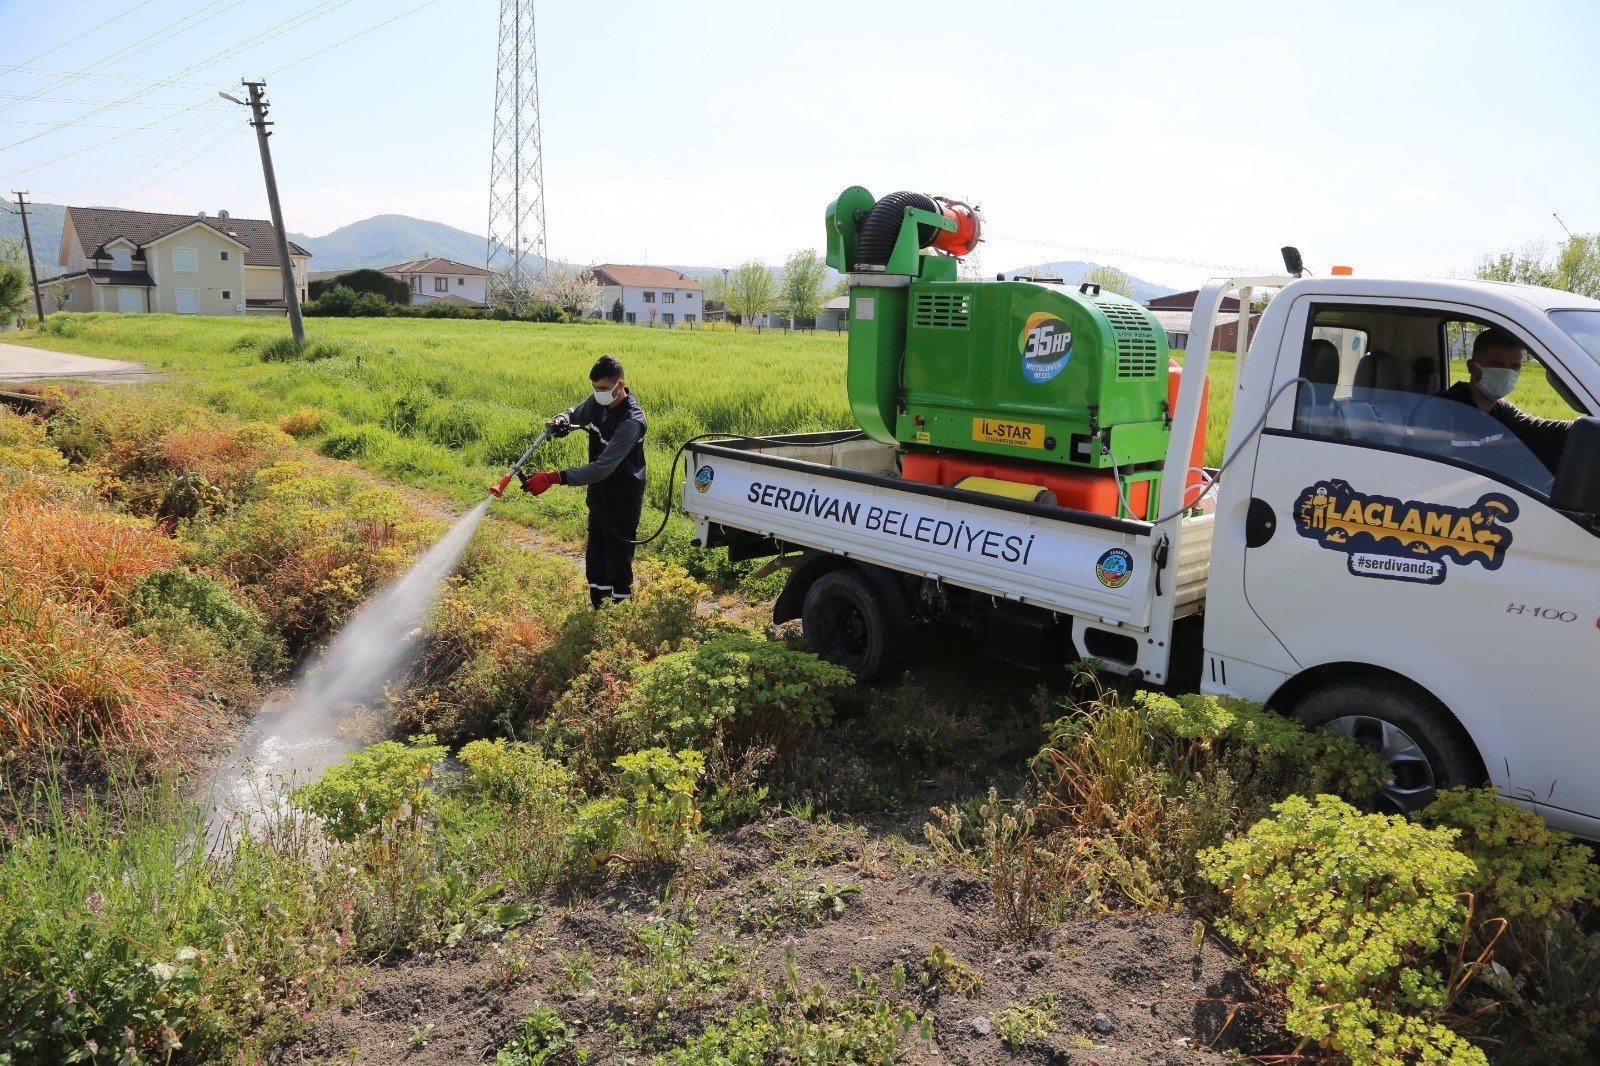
left=520, top=470, right=561, bottom=496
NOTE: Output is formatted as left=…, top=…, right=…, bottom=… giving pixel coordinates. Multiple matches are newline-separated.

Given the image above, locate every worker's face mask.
left=1476, top=365, right=1519, bottom=400
left=593, top=382, right=620, bottom=407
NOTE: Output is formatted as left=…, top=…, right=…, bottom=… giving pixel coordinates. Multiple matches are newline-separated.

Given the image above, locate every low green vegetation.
left=1, top=314, right=1595, bottom=1065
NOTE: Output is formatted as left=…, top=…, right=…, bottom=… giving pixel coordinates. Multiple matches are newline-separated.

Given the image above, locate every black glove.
left=547, top=414, right=572, bottom=439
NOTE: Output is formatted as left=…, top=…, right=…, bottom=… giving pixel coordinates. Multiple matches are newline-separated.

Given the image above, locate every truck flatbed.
left=684, top=432, right=1214, bottom=683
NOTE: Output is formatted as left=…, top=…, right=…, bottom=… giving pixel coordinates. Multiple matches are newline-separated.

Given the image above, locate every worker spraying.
left=521, top=354, right=649, bottom=608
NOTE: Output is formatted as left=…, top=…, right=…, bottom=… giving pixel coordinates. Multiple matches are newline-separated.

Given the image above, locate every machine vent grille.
left=913, top=290, right=971, bottom=329
left=1099, top=301, right=1162, bottom=379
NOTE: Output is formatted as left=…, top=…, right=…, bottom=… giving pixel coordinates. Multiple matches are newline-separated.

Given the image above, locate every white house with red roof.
left=592, top=264, right=703, bottom=326
left=380, top=257, right=489, bottom=308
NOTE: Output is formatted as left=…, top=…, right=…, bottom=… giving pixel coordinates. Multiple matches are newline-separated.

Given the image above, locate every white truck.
left=682, top=272, right=1600, bottom=836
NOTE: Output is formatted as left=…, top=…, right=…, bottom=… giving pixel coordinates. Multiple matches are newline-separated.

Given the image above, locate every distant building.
left=1146, top=290, right=1242, bottom=313
left=52, top=206, right=309, bottom=316
left=815, top=295, right=849, bottom=331
left=592, top=265, right=702, bottom=326
left=1149, top=308, right=1260, bottom=351
left=381, top=257, right=489, bottom=308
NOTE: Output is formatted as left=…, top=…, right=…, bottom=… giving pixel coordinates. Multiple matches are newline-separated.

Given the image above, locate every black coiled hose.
left=854, top=190, right=939, bottom=268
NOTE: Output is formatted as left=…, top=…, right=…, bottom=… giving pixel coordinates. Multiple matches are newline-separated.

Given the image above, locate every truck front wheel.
left=1294, top=678, right=1484, bottom=815
left=801, top=569, right=898, bottom=680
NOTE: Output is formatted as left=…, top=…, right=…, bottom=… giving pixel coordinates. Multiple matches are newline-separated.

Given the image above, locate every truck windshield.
left=1550, top=310, right=1600, bottom=364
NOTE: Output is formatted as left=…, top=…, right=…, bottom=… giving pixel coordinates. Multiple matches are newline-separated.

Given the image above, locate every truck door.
left=1240, top=297, right=1600, bottom=830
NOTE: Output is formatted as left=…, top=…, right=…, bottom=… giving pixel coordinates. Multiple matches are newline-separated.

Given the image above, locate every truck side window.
left=1292, top=306, right=1584, bottom=501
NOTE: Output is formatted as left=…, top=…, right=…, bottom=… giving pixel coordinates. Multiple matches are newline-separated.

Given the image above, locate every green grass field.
left=17, top=315, right=853, bottom=553
left=12, top=314, right=1576, bottom=546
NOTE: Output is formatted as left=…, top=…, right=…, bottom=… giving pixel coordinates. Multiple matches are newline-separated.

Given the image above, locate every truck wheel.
left=1294, top=679, right=1484, bottom=815
left=801, top=569, right=898, bottom=680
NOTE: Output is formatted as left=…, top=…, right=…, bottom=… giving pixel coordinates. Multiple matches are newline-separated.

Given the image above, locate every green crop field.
left=12, top=314, right=1577, bottom=546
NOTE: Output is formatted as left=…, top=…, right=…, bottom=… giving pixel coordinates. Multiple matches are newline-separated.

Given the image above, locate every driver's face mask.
left=1476, top=365, right=1520, bottom=400
left=593, top=383, right=620, bottom=406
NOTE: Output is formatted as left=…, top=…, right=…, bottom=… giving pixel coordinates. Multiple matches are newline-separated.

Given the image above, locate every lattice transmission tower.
left=486, top=0, right=547, bottom=316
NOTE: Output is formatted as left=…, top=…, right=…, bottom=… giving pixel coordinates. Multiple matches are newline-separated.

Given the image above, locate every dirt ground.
left=292, top=818, right=1276, bottom=1065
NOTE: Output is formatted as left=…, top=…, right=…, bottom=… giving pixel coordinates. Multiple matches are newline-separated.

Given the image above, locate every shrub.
left=1026, top=688, right=1389, bottom=906
left=278, top=406, right=332, bottom=437
left=130, top=567, right=286, bottom=675
left=1199, top=794, right=1485, bottom=1066
left=189, top=460, right=420, bottom=652
left=453, top=740, right=576, bottom=890
left=307, top=269, right=411, bottom=305
left=303, top=285, right=395, bottom=318
left=0, top=585, right=217, bottom=756
left=566, top=795, right=627, bottom=873
left=615, top=748, right=704, bottom=863
left=1417, top=788, right=1600, bottom=1064
left=292, top=735, right=448, bottom=843
left=623, top=633, right=851, bottom=752
left=1418, top=787, right=1600, bottom=928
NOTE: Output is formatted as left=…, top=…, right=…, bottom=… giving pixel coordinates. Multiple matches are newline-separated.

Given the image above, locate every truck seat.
left=1296, top=339, right=1344, bottom=436
left=1337, top=350, right=1408, bottom=445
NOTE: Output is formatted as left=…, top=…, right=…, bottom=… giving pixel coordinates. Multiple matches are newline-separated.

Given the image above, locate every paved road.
left=0, top=341, right=157, bottom=383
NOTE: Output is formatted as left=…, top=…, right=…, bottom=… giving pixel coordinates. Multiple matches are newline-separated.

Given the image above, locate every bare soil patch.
left=294, top=818, right=1274, bottom=1065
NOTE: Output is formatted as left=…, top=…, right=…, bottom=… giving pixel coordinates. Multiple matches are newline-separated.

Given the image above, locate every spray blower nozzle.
left=487, top=427, right=552, bottom=500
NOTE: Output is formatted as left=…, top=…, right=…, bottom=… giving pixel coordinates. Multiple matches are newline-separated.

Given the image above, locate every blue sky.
left=1, top=0, right=1595, bottom=289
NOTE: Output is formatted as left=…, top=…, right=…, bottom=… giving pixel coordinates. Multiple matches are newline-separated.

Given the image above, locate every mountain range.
left=288, top=215, right=529, bottom=273
left=999, top=261, right=1176, bottom=304
left=3, top=203, right=1176, bottom=301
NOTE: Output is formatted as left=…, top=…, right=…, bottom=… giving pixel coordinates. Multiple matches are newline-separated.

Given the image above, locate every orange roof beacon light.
left=1331, top=265, right=1354, bottom=276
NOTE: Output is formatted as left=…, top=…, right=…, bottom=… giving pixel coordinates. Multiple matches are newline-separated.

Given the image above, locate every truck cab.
left=1203, top=276, right=1600, bottom=837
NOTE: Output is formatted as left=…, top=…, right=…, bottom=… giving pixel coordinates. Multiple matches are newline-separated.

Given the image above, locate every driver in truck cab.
left=1441, top=327, right=1572, bottom=474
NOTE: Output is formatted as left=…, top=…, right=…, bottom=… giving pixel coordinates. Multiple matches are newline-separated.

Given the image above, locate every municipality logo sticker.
left=1020, top=312, right=1073, bottom=383
left=1095, top=548, right=1133, bottom=589
left=694, top=465, right=715, bottom=493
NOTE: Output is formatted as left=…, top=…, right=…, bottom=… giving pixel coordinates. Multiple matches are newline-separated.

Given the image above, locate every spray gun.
left=487, top=428, right=552, bottom=499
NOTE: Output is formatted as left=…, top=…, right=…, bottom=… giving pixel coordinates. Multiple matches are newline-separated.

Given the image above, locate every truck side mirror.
left=1551, top=416, right=1600, bottom=516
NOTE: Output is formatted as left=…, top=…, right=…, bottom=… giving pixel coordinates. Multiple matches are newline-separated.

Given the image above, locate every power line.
left=0, top=0, right=249, bottom=118
left=8, top=0, right=162, bottom=72
left=988, top=231, right=1276, bottom=276
left=0, top=117, right=238, bottom=132
left=95, top=127, right=242, bottom=206
left=2, top=100, right=237, bottom=182
left=0, top=66, right=218, bottom=90
left=268, top=0, right=447, bottom=75
left=35, top=100, right=244, bottom=199
left=0, top=93, right=234, bottom=110
left=39, top=119, right=242, bottom=202
left=0, top=0, right=355, bottom=177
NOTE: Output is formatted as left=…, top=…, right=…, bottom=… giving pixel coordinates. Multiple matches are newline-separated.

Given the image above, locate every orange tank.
left=901, top=362, right=1210, bottom=519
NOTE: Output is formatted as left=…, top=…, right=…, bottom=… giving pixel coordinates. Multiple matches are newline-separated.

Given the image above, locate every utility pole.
left=12, top=192, right=45, bottom=323
left=221, top=82, right=303, bottom=342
